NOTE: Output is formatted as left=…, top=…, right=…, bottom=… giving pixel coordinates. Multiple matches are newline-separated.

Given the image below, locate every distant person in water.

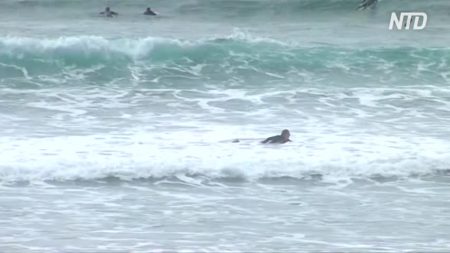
left=100, top=7, right=118, bottom=17
left=144, top=7, right=157, bottom=16
left=261, top=129, right=292, bottom=144
left=357, top=0, right=377, bottom=10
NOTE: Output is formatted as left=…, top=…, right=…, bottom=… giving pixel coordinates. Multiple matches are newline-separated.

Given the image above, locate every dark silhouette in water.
left=232, top=129, right=292, bottom=144
left=144, top=7, right=157, bottom=16
left=100, top=7, right=118, bottom=17
left=261, top=129, right=292, bottom=144
left=358, top=0, right=378, bottom=10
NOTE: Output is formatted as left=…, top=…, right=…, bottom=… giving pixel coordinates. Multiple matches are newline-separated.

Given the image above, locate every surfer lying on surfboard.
left=232, top=129, right=292, bottom=144
left=261, top=129, right=292, bottom=144
left=144, top=7, right=157, bottom=16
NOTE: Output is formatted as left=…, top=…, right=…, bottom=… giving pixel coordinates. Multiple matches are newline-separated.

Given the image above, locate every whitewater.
left=1, top=0, right=450, bottom=252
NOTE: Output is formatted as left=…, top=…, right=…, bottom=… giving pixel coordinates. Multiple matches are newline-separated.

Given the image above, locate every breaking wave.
left=1, top=35, right=449, bottom=87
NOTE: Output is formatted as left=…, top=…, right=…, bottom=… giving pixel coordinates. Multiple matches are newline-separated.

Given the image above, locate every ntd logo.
left=389, top=12, right=428, bottom=30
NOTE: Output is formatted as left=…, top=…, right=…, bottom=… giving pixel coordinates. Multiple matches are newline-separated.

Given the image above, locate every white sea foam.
left=0, top=126, right=449, bottom=183
left=1, top=82, right=450, bottom=184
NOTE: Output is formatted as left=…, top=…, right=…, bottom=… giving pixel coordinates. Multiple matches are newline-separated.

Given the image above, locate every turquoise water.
left=1, top=0, right=450, bottom=252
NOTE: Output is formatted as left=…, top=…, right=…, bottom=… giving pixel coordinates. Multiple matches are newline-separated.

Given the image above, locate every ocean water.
left=1, top=0, right=450, bottom=252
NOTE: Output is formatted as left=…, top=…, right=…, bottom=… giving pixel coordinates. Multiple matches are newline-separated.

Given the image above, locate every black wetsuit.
left=261, top=135, right=291, bottom=144
left=144, top=9, right=157, bottom=15
left=358, top=0, right=377, bottom=10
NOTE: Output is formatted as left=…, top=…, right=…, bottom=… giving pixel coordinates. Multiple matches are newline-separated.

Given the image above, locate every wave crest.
left=1, top=35, right=449, bottom=87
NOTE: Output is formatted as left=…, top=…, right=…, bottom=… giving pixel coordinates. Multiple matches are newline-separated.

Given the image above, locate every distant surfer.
left=232, top=129, right=292, bottom=144
left=261, top=129, right=292, bottom=144
left=100, top=7, right=118, bottom=17
left=357, top=0, right=377, bottom=10
left=144, top=7, right=157, bottom=16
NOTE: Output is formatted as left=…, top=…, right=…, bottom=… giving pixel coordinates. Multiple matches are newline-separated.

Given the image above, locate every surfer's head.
left=105, top=7, right=110, bottom=12
left=281, top=129, right=290, bottom=140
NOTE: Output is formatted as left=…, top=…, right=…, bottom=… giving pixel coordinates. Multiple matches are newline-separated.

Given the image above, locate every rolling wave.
left=1, top=35, right=449, bottom=87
